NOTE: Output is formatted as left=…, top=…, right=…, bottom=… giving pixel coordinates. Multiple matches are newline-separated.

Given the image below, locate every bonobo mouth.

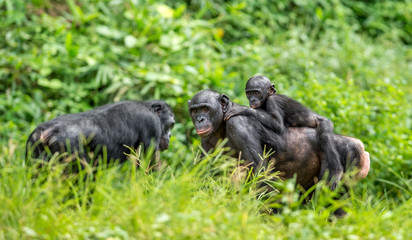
left=196, top=126, right=212, bottom=136
left=250, top=104, right=260, bottom=109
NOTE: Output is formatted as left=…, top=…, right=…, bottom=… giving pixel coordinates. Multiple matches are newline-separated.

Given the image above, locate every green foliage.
left=1, top=0, right=411, bottom=238
left=2, top=141, right=412, bottom=239
left=2, top=142, right=412, bottom=239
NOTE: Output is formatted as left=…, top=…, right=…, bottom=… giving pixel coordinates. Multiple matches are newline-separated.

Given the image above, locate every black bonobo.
left=26, top=100, right=175, bottom=163
left=189, top=90, right=370, bottom=216
left=225, top=75, right=343, bottom=189
left=188, top=90, right=285, bottom=171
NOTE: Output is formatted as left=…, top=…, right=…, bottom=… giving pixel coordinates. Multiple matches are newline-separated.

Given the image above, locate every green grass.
left=1, top=140, right=412, bottom=239
left=1, top=0, right=412, bottom=239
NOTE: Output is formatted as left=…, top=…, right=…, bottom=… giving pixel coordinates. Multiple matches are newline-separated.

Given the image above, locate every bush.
left=1, top=0, right=411, bottom=238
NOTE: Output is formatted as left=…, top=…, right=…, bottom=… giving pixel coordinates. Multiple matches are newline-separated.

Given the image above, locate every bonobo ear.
left=219, top=94, right=230, bottom=113
left=268, top=84, right=277, bottom=95
left=151, top=103, right=162, bottom=115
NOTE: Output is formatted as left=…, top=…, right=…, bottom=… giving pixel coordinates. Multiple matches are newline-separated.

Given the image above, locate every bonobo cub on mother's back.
left=26, top=100, right=175, bottom=164
left=225, top=75, right=343, bottom=189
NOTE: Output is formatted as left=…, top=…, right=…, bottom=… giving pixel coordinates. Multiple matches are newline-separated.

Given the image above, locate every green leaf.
left=37, top=78, right=63, bottom=90
left=124, top=35, right=138, bottom=48
left=316, top=7, right=323, bottom=20
left=65, top=32, right=78, bottom=58
left=96, top=26, right=124, bottom=39
left=156, top=4, right=174, bottom=18
left=159, top=32, right=184, bottom=51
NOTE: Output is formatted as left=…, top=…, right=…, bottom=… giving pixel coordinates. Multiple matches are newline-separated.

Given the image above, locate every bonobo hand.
left=224, top=105, right=252, bottom=121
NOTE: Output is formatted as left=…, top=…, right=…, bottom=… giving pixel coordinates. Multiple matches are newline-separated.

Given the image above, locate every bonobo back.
left=26, top=100, right=175, bottom=164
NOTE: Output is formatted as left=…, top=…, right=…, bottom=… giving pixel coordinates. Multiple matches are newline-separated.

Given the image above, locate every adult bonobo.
left=188, top=90, right=286, bottom=171
left=188, top=90, right=370, bottom=192
left=26, top=100, right=175, bottom=163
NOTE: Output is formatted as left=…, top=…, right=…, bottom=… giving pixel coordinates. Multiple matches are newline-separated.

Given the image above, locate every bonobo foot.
left=329, top=170, right=344, bottom=191
left=319, top=162, right=344, bottom=191
left=316, top=115, right=334, bottom=133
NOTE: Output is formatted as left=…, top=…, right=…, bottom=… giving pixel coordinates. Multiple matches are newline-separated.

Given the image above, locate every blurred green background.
left=1, top=0, right=411, bottom=239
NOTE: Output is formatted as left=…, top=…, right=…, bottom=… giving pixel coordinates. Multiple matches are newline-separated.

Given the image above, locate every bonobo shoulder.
left=225, top=115, right=252, bottom=131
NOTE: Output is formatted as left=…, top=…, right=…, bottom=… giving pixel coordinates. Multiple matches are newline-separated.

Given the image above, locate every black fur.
left=225, top=75, right=343, bottom=189
left=189, top=90, right=369, bottom=216
left=189, top=90, right=285, bottom=170
left=26, top=100, right=175, bottom=163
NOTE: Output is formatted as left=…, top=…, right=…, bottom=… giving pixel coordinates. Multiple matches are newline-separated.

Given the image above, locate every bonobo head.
left=245, top=75, right=276, bottom=109
left=188, top=90, right=230, bottom=137
left=146, top=100, right=175, bottom=151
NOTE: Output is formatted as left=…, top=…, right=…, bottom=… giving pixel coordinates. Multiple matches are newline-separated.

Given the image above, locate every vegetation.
left=1, top=0, right=411, bottom=239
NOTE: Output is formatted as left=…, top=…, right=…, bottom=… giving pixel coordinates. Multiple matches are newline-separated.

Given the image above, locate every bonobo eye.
left=191, top=109, right=197, bottom=115
left=246, top=92, right=252, bottom=97
left=202, top=107, right=209, bottom=112
left=254, top=91, right=260, bottom=96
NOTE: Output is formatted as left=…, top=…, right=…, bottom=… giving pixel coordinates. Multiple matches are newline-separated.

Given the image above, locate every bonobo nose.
left=197, top=116, right=206, bottom=122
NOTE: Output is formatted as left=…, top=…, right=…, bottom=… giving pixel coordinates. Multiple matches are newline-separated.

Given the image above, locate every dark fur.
left=189, top=90, right=370, bottom=215
left=26, top=100, right=175, bottom=163
left=225, top=75, right=344, bottom=189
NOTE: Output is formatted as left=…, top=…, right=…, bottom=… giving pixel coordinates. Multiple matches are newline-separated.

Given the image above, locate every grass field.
left=1, top=0, right=411, bottom=239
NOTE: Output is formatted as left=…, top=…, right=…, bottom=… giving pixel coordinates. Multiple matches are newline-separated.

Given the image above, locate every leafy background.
left=1, top=0, right=411, bottom=239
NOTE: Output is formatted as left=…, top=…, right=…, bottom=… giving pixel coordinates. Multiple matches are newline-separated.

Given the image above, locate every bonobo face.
left=245, top=76, right=276, bottom=109
left=149, top=101, right=175, bottom=151
left=188, top=90, right=226, bottom=137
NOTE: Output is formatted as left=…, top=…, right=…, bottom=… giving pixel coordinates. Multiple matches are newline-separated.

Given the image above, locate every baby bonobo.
left=225, top=75, right=343, bottom=189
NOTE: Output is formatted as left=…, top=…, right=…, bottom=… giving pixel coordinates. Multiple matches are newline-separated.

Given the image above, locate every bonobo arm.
left=200, top=137, right=219, bottom=157
left=265, top=95, right=285, bottom=129
left=225, top=104, right=284, bottom=134
left=224, top=105, right=254, bottom=120
left=225, top=116, right=266, bottom=171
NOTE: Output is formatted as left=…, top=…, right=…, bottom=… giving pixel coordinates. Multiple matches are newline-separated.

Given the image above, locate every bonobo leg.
left=317, top=116, right=343, bottom=190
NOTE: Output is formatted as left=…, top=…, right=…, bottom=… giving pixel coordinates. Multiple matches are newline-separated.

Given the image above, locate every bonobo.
left=189, top=90, right=286, bottom=170
left=26, top=100, right=175, bottom=163
left=189, top=90, right=370, bottom=215
left=225, top=75, right=343, bottom=189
